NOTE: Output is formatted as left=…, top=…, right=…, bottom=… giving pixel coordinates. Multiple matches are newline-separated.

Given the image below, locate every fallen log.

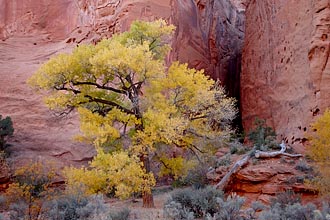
left=255, top=141, right=303, bottom=158
left=215, top=141, right=302, bottom=190
left=215, top=154, right=251, bottom=190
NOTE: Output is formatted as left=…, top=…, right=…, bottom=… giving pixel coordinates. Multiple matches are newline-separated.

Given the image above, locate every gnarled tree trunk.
left=142, top=154, right=155, bottom=208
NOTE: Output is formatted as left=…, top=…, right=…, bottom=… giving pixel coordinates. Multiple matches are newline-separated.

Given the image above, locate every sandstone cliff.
left=241, top=0, right=330, bottom=152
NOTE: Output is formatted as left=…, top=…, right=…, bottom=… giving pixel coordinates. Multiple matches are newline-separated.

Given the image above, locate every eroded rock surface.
left=241, top=0, right=330, bottom=151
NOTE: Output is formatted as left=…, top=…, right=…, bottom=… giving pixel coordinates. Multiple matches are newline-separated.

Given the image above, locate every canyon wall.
left=0, top=0, right=80, bottom=40
left=241, top=0, right=330, bottom=151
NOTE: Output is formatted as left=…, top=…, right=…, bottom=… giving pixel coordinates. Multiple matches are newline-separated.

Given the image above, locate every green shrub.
left=46, top=192, right=108, bottom=220
left=107, top=208, right=130, bottom=220
left=295, top=160, right=313, bottom=173
left=248, top=118, right=277, bottom=151
left=206, top=194, right=245, bottom=220
left=216, top=154, right=231, bottom=167
left=0, top=115, right=14, bottom=150
left=270, top=190, right=301, bottom=209
left=165, top=187, right=224, bottom=218
left=164, top=201, right=194, bottom=220
left=228, top=140, right=248, bottom=155
left=182, top=163, right=210, bottom=189
left=259, top=202, right=316, bottom=220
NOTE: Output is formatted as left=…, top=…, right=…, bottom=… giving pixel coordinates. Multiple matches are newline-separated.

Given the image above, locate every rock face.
left=241, top=0, right=330, bottom=151
left=0, top=0, right=80, bottom=40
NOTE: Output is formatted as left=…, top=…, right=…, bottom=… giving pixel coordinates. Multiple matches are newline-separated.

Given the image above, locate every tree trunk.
left=141, top=154, right=155, bottom=208
left=142, top=191, right=155, bottom=208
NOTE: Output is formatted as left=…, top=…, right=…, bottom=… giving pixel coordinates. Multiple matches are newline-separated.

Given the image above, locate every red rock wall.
left=0, top=0, right=80, bottom=40
left=241, top=0, right=330, bottom=151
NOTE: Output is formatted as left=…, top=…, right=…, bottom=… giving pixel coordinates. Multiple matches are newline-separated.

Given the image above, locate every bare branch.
left=255, top=141, right=303, bottom=158
left=215, top=154, right=251, bottom=190
left=72, top=81, right=126, bottom=94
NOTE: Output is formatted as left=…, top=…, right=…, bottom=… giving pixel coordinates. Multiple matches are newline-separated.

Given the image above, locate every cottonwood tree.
left=28, top=20, right=236, bottom=207
left=308, top=109, right=330, bottom=195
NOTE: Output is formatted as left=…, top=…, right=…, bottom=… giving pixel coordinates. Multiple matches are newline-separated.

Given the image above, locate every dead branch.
left=215, top=154, right=251, bottom=190
left=215, top=141, right=302, bottom=191
left=255, top=141, right=303, bottom=158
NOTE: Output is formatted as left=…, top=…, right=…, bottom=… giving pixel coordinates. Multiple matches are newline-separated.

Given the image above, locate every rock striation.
left=241, top=0, right=330, bottom=151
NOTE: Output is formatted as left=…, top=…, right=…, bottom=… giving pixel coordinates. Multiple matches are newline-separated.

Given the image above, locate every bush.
left=4, top=161, right=56, bottom=220
left=46, top=193, right=107, bottom=220
left=259, top=202, right=316, bottom=220
left=270, top=190, right=301, bottom=209
left=228, top=140, right=248, bottom=155
left=164, top=201, right=195, bottom=220
left=0, top=195, right=5, bottom=208
left=216, top=154, right=231, bottom=167
left=258, top=191, right=330, bottom=220
left=0, top=115, right=14, bottom=150
left=248, top=118, right=277, bottom=151
left=107, top=208, right=130, bottom=220
left=165, top=187, right=224, bottom=218
left=181, top=163, right=210, bottom=189
left=47, top=193, right=88, bottom=220
left=295, top=160, right=313, bottom=173
left=206, top=194, right=245, bottom=220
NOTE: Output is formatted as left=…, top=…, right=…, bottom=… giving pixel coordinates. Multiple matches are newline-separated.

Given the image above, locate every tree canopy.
left=308, top=109, right=330, bottom=195
left=28, top=19, right=236, bottom=207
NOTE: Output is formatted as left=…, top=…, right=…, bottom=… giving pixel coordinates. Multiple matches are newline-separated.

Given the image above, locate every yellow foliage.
left=64, top=150, right=155, bottom=199
left=4, top=161, right=56, bottom=218
left=159, top=157, right=197, bottom=180
left=308, top=109, right=330, bottom=195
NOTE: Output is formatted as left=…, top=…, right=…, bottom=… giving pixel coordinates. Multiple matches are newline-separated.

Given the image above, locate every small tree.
left=4, top=161, right=56, bottom=220
left=308, top=109, right=330, bottom=195
left=0, top=115, right=14, bottom=150
left=28, top=20, right=236, bottom=207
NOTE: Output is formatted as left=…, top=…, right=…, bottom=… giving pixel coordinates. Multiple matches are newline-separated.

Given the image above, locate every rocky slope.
left=241, top=0, right=330, bottom=152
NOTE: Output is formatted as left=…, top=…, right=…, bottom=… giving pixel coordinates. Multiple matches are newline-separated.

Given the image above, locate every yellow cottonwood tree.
left=308, top=109, right=330, bottom=195
left=28, top=20, right=236, bottom=207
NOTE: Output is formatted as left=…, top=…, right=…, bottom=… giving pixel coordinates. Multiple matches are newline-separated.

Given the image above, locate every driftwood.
left=215, top=141, right=303, bottom=190
left=215, top=154, right=251, bottom=190
left=255, top=141, right=303, bottom=158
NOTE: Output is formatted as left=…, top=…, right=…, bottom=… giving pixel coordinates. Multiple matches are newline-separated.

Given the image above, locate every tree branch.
left=53, top=86, right=134, bottom=115
left=84, top=95, right=134, bottom=115
left=215, top=154, right=251, bottom=190
left=71, top=81, right=126, bottom=94
left=255, top=141, right=303, bottom=158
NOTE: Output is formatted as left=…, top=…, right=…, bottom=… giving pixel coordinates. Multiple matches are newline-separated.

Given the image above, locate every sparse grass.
left=216, top=154, right=231, bottom=167
left=295, top=160, right=313, bottom=173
